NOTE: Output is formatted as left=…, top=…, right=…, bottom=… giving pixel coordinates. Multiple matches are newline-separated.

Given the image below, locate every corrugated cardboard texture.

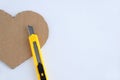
left=0, top=10, right=49, bottom=69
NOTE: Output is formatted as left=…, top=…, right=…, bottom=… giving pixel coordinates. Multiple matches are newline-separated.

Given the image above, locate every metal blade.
left=28, top=25, right=35, bottom=35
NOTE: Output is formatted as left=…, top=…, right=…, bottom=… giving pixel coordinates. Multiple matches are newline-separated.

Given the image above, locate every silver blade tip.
left=28, top=25, right=34, bottom=35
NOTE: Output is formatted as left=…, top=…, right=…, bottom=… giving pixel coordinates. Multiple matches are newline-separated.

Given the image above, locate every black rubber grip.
left=37, top=63, right=46, bottom=80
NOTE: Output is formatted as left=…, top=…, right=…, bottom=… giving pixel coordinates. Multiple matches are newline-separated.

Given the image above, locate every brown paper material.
left=0, top=10, right=49, bottom=68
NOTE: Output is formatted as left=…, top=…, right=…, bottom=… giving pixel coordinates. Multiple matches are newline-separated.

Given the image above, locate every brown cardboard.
left=0, top=10, right=49, bottom=69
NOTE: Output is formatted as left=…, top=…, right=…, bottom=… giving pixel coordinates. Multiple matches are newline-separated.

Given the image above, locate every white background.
left=0, top=0, right=120, bottom=80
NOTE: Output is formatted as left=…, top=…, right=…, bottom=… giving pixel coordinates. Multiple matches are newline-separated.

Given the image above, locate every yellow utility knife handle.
left=29, top=34, right=48, bottom=80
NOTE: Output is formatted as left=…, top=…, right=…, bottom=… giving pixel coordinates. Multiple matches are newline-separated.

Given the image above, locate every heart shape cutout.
left=0, top=10, right=49, bottom=69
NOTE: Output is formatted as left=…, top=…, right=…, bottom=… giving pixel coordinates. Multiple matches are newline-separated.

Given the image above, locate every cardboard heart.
left=0, top=10, right=49, bottom=69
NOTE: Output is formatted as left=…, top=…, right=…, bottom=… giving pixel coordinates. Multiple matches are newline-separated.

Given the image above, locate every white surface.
left=0, top=0, right=120, bottom=80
